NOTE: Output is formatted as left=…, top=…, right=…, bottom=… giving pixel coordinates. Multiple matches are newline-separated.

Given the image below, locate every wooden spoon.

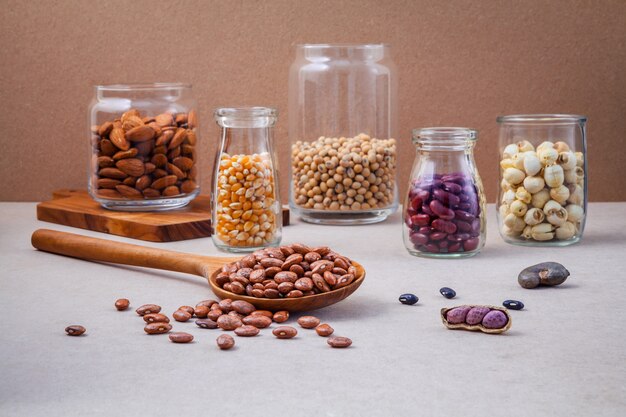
left=31, top=229, right=365, bottom=312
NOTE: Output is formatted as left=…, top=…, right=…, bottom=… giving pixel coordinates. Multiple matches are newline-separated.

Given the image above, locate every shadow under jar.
left=211, top=107, right=282, bottom=253
left=288, top=44, right=398, bottom=225
left=403, top=128, right=486, bottom=258
left=496, top=114, right=587, bottom=246
left=88, top=83, right=200, bottom=211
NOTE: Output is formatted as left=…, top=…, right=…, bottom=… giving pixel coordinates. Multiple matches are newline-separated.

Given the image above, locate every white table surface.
left=0, top=202, right=625, bottom=417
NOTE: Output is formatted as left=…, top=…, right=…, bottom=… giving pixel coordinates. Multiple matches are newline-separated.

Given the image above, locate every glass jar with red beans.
left=403, top=128, right=486, bottom=258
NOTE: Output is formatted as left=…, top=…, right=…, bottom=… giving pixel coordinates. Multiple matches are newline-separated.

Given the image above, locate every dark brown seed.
left=234, top=325, right=260, bottom=337
left=264, top=288, right=280, bottom=298
left=196, top=299, right=218, bottom=308
left=273, top=310, right=289, bottom=323
left=274, top=271, right=298, bottom=283
left=242, top=315, right=272, bottom=329
left=229, top=281, right=246, bottom=294
left=178, top=306, right=195, bottom=315
left=216, top=334, right=235, bottom=350
left=207, top=309, right=223, bottom=321
left=272, top=326, right=298, bottom=339
left=295, top=277, right=314, bottom=291
left=251, top=289, right=265, bottom=298
left=315, top=323, right=334, bottom=337
left=136, top=304, right=161, bottom=316
left=143, top=313, right=170, bottom=323
left=218, top=299, right=233, bottom=313
left=291, top=243, right=312, bottom=255
left=169, top=332, right=194, bottom=343
left=327, top=336, right=352, bottom=348
left=304, top=251, right=322, bottom=263
left=144, top=323, right=172, bottom=334
left=286, top=290, right=304, bottom=298
left=264, top=266, right=282, bottom=277
left=195, top=318, right=218, bottom=329
left=173, top=310, right=192, bottom=322
left=323, top=271, right=338, bottom=286
left=194, top=305, right=209, bottom=318
left=228, top=310, right=245, bottom=320
left=230, top=300, right=256, bottom=315
left=278, top=281, right=294, bottom=294
left=249, top=269, right=266, bottom=283
left=282, top=253, right=304, bottom=270
left=65, top=325, right=86, bottom=336
left=250, top=310, right=274, bottom=319
left=297, top=316, right=321, bottom=329
left=217, top=314, right=242, bottom=331
left=260, top=257, right=284, bottom=268
left=114, top=298, right=130, bottom=311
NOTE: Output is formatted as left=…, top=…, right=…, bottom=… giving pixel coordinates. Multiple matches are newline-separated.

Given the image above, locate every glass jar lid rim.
left=412, top=127, right=477, bottom=143
left=497, top=114, right=587, bottom=123
left=96, top=82, right=191, bottom=91
left=215, top=107, right=277, bottom=119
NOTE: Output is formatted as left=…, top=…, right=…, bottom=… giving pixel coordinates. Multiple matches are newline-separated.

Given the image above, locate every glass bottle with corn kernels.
left=211, top=107, right=282, bottom=252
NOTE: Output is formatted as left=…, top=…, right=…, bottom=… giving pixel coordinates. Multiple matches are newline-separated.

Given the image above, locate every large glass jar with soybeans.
left=496, top=115, right=587, bottom=246
left=288, top=44, right=398, bottom=224
left=88, top=83, right=200, bottom=210
left=211, top=107, right=282, bottom=252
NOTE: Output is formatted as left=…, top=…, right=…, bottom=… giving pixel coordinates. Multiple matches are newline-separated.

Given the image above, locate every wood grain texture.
left=30, top=229, right=365, bottom=312
left=36, top=189, right=290, bottom=242
left=1, top=1, right=624, bottom=202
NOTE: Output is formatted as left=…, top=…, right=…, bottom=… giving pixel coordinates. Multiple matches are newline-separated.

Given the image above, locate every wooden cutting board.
left=36, top=189, right=290, bottom=242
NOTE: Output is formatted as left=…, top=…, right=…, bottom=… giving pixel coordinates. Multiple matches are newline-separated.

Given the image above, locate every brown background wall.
left=1, top=0, right=624, bottom=203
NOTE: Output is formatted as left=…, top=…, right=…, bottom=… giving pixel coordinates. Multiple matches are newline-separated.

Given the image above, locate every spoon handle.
left=31, top=228, right=223, bottom=278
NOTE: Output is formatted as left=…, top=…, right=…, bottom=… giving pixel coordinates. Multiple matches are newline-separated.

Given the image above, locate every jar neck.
left=413, top=127, right=477, bottom=152
left=95, top=83, right=191, bottom=100
left=215, top=107, right=277, bottom=129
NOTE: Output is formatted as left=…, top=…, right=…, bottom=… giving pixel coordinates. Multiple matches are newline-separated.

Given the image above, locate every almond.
left=99, top=139, right=117, bottom=156
left=185, top=129, right=197, bottom=145
left=121, top=109, right=140, bottom=121
left=135, top=175, right=152, bottom=191
left=116, top=185, right=143, bottom=198
left=109, top=128, right=129, bottom=150
left=155, top=113, right=174, bottom=127
left=142, top=116, right=155, bottom=124
left=97, top=121, right=114, bottom=137
left=168, top=128, right=187, bottom=150
left=143, top=188, right=160, bottom=198
left=116, top=158, right=145, bottom=177
left=188, top=110, right=197, bottom=129
left=96, top=189, right=121, bottom=198
left=96, top=178, right=121, bottom=189
left=134, top=140, right=154, bottom=156
left=175, top=113, right=188, bottom=125
left=99, top=167, right=128, bottom=179
left=122, top=176, right=137, bottom=187
left=153, top=145, right=167, bottom=155
left=162, top=185, right=180, bottom=196
left=168, top=147, right=181, bottom=159
left=167, top=162, right=185, bottom=179
left=125, top=125, right=155, bottom=143
left=97, top=156, right=114, bottom=168
left=173, top=156, right=194, bottom=171
left=122, top=115, right=144, bottom=131
left=112, top=148, right=138, bottom=160
left=181, top=180, right=197, bottom=194
left=151, top=153, right=168, bottom=168
left=148, top=122, right=162, bottom=137
left=153, top=169, right=168, bottom=179
left=144, top=163, right=156, bottom=174
left=155, top=130, right=174, bottom=147
left=152, top=175, right=178, bottom=190
left=182, top=144, right=194, bottom=156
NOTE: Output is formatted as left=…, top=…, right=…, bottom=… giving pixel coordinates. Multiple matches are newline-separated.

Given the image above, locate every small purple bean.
left=446, top=306, right=472, bottom=324
left=454, top=220, right=472, bottom=233
left=430, top=232, right=447, bottom=241
left=448, top=242, right=462, bottom=252
left=463, top=237, right=480, bottom=251
left=433, top=189, right=461, bottom=206
left=465, top=306, right=491, bottom=325
left=425, top=243, right=440, bottom=253
left=416, top=190, right=430, bottom=201
left=454, top=210, right=475, bottom=222
left=482, top=310, right=508, bottom=329
left=442, top=182, right=463, bottom=194
left=409, top=232, right=429, bottom=246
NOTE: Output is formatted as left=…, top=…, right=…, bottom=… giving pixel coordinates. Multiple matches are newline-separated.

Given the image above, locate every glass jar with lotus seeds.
left=288, top=44, right=398, bottom=224
left=496, top=114, right=587, bottom=246
left=211, top=108, right=282, bottom=252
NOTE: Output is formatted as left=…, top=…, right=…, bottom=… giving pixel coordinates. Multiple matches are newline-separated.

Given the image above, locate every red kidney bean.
left=464, top=237, right=480, bottom=251
left=429, top=232, right=447, bottom=241
left=409, top=214, right=430, bottom=228
left=422, top=203, right=435, bottom=216
left=454, top=210, right=475, bottom=222
left=442, top=182, right=462, bottom=194
left=425, top=243, right=439, bottom=253
left=438, top=240, right=449, bottom=249
left=432, top=219, right=457, bottom=234
left=433, top=189, right=460, bottom=206
left=448, top=242, right=462, bottom=252
left=409, top=232, right=429, bottom=246
left=454, top=220, right=472, bottom=233
left=429, top=200, right=455, bottom=220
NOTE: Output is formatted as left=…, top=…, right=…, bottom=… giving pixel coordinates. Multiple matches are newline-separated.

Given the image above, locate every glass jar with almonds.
left=211, top=107, right=282, bottom=252
left=496, top=114, right=587, bottom=246
left=88, top=83, right=200, bottom=210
